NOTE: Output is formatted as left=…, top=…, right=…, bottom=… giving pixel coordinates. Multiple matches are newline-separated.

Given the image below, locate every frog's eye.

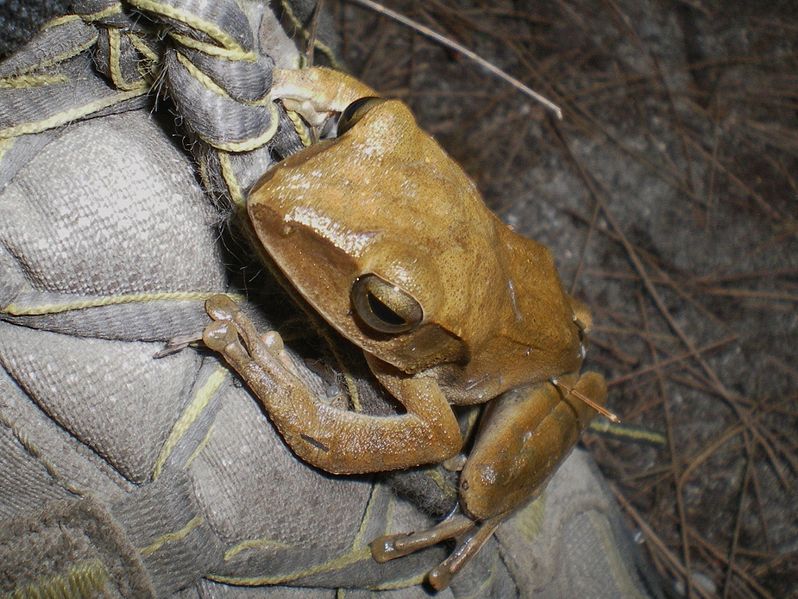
left=337, top=97, right=384, bottom=136
left=351, top=274, right=423, bottom=334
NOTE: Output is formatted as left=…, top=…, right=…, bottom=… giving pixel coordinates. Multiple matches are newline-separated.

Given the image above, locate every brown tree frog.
left=203, top=67, right=608, bottom=590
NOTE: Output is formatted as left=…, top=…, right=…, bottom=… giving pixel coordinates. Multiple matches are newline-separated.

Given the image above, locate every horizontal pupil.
left=367, top=292, right=406, bottom=326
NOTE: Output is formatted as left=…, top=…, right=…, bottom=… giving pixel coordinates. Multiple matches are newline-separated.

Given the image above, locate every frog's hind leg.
left=371, top=514, right=474, bottom=563
left=369, top=374, right=607, bottom=589
left=370, top=513, right=502, bottom=591
left=428, top=516, right=503, bottom=590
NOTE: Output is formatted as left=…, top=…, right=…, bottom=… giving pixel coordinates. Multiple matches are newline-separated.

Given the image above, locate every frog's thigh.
left=460, top=373, right=607, bottom=520
left=272, top=66, right=378, bottom=115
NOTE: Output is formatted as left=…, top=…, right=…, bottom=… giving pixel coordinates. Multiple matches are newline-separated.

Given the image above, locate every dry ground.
left=325, top=1, right=797, bottom=598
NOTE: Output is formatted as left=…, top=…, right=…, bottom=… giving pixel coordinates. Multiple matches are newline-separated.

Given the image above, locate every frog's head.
left=247, top=97, right=583, bottom=393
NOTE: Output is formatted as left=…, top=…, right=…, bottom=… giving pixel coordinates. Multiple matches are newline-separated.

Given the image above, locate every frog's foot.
left=203, top=294, right=293, bottom=378
left=272, top=67, right=379, bottom=128
left=370, top=513, right=503, bottom=591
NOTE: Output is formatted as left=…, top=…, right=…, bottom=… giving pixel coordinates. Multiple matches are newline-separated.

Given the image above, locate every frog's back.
left=248, top=99, right=582, bottom=391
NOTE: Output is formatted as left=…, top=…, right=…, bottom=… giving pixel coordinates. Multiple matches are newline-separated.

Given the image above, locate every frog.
left=202, top=66, right=608, bottom=590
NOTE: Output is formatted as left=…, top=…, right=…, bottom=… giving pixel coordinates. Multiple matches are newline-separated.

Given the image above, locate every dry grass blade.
left=345, top=0, right=563, bottom=117
left=639, top=292, right=695, bottom=597
left=608, top=335, right=737, bottom=386
left=612, top=486, right=716, bottom=599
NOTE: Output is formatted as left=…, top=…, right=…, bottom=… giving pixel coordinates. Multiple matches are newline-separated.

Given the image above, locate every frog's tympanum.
left=203, top=67, right=608, bottom=590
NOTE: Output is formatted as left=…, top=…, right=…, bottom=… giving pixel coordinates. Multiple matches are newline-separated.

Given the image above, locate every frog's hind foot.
left=370, top=513, right=502, bottom=591
left=370, top=514, right=474, bottom=563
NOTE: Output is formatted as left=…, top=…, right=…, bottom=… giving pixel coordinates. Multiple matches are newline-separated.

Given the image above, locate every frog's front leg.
left=371, top=372, right=607, bottom=590
left=271, top=67, right=378, bottom=127
left=203, top=295, right=462, bottom=474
